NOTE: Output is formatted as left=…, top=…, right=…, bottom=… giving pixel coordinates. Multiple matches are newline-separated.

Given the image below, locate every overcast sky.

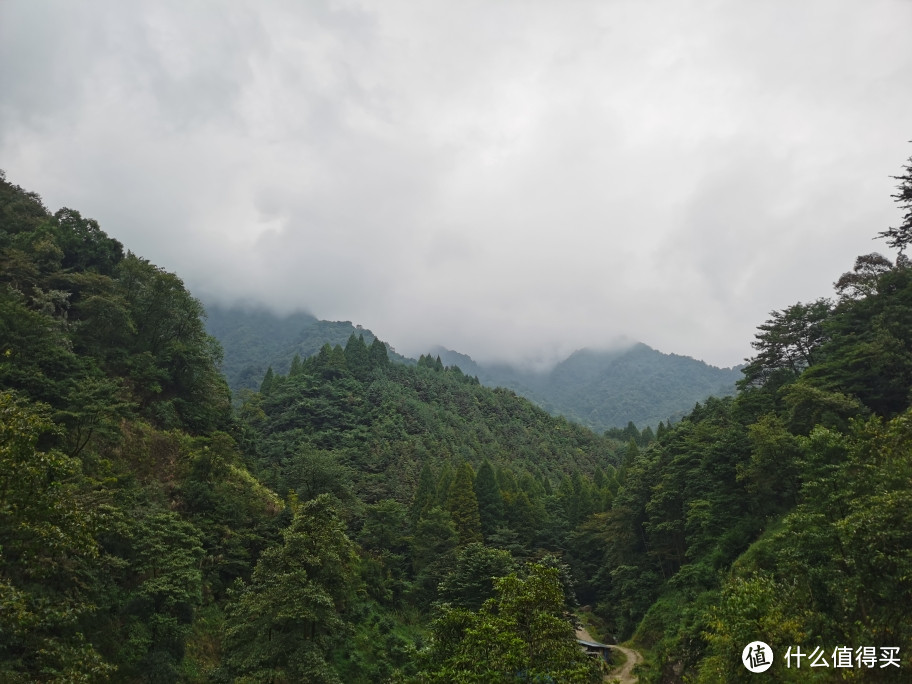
left=2, top=1, right=911, bottom=368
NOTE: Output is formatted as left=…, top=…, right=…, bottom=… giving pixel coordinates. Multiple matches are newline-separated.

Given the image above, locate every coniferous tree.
left=416, top=564, right=599, bottom=683
left=447, top=462, right=482, bottom=545
left=329, top=344, right=348, bottom=377
left=410, top=462, right=436, bottom=522
left=260, top=366, right=275, bottom=394
left=412, top=507, right=459, bottom=576
left=474, top=460, right=504, bottom=540
left=411, top=507, right=460, bottom=605
left=222, top=494, right=355, bottom=683
left=624, top=438, right=640, bottom=467
left=435, top=462, right=455, bottom=509
left=368, top=337, right=389, bottom=369
left=877, top=154, right=912, bottom=255
left=641, top=424, right=655, bottom=444
left=437, top=542, right=515, bottom=610
left=344, top=333, right=371, bottom=381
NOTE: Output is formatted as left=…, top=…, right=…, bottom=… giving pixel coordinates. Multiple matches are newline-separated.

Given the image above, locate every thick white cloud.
left=2, top=0, right=910, bottom=367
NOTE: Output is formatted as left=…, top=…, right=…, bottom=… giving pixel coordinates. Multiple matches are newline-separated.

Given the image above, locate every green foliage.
left=0, top=175, right=246, bottom=679
left=436, top=344, right=741, bottom=432
left=738, top=414, right=800, bottom=517
left=259, top=366, right=275, bottom=394
left=413, top=563, right=600, bottom=683
left=0, top=390, right=112, bottom=681
left=358, top=499, right=412, bottom=604
left=474, top=460, right=504, bottom=540
left=410, top=462, right=436, bottom=522
left=114, top=254, right=230, bottom=432
left=411, top=507, right=460, bottom=605
left=345, top=333, right=372, bottom=381
left=877, top=155, right=912, bottom=255
left=221, top=494, right=356, bottom=683
left=834, top=252, right=893, bottom=300
left=281, top=445, right=355, bottom=503
left=802, top=264, right=912, bottom=416
left=699, top=412, right=912, bottom=680
left=738, top=299, right=832, bottom=389
left=50, top=207, right=124, bottom=275
left=99, top=507, right=205, bottom=682
left=603, top=229, right=912, bottom=679
left=244, top=344, right=617, bottom=506
left=204, top=304, right=404, bottom=393
left=697, top=573, right=808, bottom=683
left=6, top=163, right=912, bottom=684
left=437, top=543, right=515, bottom=611
left=447, top=462, right=482, bottom=545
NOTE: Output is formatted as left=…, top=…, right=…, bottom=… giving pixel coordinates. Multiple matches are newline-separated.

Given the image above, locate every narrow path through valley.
left=575, top=626, right=643, bottom=684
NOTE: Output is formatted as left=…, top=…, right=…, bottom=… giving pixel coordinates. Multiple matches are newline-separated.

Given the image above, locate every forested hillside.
left=204, top=304, right=413, bottom=392
left=576, top=158, right=912, bottom=681
left=3, top=152, right=912, bottom=683
left=435, top=343, right=741, bottom=430
left=208, top=303, right=740, bottom=432
left=0, top=171, right=614, bottom=682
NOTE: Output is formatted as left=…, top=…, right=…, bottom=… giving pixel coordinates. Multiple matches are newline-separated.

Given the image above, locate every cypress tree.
left=624, top=438, right=640, bottom=468
left=496, top=467, right=518, bottom=496
left=260, top=366, right=275, bottom=394
left=557, top=475, right=578, bottom=526
left=316, top=344, right=347, bottom=380
left=222, top=494, right=355, bottom=681
left=368, top=337, right=389, bottom=368
left=474, top=460, right=504, bottom=540
left=436, top=462, right=455, bottom=508
left=411, top=462, right=436, bottom=522
left=315, top=343, right=332, bottom=368
left=448, top=462, right=482, bottom=545
left=344, top=333, right=370, bottom=381
left=641, top=425, right=655, bottom=444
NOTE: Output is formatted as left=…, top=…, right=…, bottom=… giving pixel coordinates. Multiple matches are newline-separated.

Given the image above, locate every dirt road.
left=576, top=626, right=643, bottom=684
left=604, top=644, right=642, bottom=684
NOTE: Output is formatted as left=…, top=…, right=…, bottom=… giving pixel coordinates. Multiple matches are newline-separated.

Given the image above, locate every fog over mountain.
left=2, top=1, right=911, bottom=368
left=205, top=303, right=741, bottom=430
left=433, top=344, right=742, bottom=430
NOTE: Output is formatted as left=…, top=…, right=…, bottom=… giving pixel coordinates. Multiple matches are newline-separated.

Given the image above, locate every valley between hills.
left=2, top=167, right=911, bottom=681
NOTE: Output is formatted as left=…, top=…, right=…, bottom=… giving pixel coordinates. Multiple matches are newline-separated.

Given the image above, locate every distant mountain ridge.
left=432, top=344, right=742, bottom=431
left=204, top=304, right=412, bottom=392
left=205, top=304, right=742, bottom=429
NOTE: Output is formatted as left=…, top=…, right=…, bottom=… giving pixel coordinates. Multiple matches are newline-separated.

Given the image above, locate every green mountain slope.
left=248, top=345, right=619, bottom=504
left=435, top=343, right=742, bottom=431
left=208, top=304, right=741, bottom=432
left=204, top=303, right=412, bottom=391
left=7, top=150, right=912, bottom=682
left=1, top=172, right=612, bottom=681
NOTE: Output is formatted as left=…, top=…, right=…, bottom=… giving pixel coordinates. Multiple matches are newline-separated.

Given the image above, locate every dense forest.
left=433, top=343, right=741, bottom=431
left=1, top=153, right=911, bottom=682
left=203, top=305, right=415, bottom=393
left=205, top=303, right=740, bottom=432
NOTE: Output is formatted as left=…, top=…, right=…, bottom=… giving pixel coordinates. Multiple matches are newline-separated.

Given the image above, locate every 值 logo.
left=742, top=641, right=774, bottom=673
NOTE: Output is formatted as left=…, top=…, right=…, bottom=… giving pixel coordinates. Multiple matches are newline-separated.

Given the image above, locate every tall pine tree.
left=447, top=462, right=482, bottom=545
left=474, top=460, right=504, bottom=541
